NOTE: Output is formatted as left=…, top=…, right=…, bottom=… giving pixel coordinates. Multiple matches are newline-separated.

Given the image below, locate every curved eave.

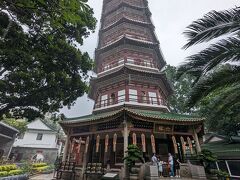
left=88, top=66, right=173, bottom=100
left=59, top=109, right=123, bottom=126
left=96, top=36, right=165, bottom=68
left=60, top=108, right=204, bottom=127
left=126, top=109, right=204, bottom=124
left=100, top=17, right=153, bottom=33
left=102, top=2, right=150, bottom=18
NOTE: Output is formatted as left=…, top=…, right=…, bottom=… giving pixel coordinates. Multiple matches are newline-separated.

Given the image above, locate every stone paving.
left=30, top=173, right=54, bottom=180
left=30, top=174, right=195, bottom=180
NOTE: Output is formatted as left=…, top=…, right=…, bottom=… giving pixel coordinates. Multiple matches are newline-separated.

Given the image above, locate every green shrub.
left=8, top=169, right=23, bottom=176
left=32, top=163, right=47, bottom=168
left=33, top=166, right=50, bottom=173
left=0, top=164, right=17, bottom=172
left=21, top=162, right=33, bottom=174
left=211, top=169, right=229, bottom=179
left=0, top=171, right=8, bottom=177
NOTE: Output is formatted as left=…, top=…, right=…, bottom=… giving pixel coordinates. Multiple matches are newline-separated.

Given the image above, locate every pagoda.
left=60, top=0, right=204, bottom=178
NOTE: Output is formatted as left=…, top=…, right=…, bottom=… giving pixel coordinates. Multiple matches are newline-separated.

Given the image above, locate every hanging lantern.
left=77, top=137, right=82, bottom=154
left=172, top=136, right=178, bottom=154
left=132, top=133, right=137, bottom=145
left=113, top=133, right=117, bottom=152
left=180, top=136, right=186, bottom=155
left=187, top=137, right=193, bottom=154
left=96, top=135, right=100, bottom=153
left=141, top=134, right=146, bottom=152
left=151, top=134, right=156, bottom=154
left=105, top=134, right=109, bottom=153
left=85, top=136, right=90, bottom=153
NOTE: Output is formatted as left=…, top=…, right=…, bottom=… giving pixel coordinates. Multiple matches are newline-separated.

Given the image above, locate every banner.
left=132, top=133, right=137, bottom=145
left=96, top=135, right=100, bottom=153
left=77, top=137, right=82, bottom=153
left=180, top=136, right=186, bottom=155
left=141, top=134, right=146, bottom=152
left=85, top=136, right=90, bottom=153
left=151, top=134, right=156, bottom=154
left=113, top=133, right=117, bottom=152
left=172, top=136, right=178, bottom=154
left=70, top=138, right=76, bottom=153
left=105, top=134, right=109, bottom=153
left=187, top=137, right=193, bottom=154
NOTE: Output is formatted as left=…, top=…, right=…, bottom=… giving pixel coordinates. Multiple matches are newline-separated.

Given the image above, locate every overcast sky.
left=60, top=0, right=239, bottom=118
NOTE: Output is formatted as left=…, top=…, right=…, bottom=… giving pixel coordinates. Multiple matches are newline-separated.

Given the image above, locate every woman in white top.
left=157, top=158, right=163, bottom=177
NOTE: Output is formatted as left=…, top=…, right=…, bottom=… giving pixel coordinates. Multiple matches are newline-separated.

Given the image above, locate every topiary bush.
left=197, top=149, right=217, bottom=174
left=123, top=144, right=144, bottom=173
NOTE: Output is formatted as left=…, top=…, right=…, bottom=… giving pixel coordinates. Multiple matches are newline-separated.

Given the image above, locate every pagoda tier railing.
left=104, top=0, right=145, bottom=15
left=98, top=58, right=158, bottom=74
left=94, top=94, right=167, bottom=109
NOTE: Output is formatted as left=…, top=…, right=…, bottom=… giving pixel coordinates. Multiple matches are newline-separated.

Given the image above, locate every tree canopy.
left=176, top=7, right=240, bottom=135
left=164, top=65, right=196, bottom=114
left=2, top=118, right=27, bottom=133
left=0, top=0, right=97, bottom=120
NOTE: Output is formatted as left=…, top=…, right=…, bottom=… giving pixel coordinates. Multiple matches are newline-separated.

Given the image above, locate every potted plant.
left=197, top=149, right=218, bottom=174
left=123, top=145, right=144, bottom=174
left=210, top=170, right=230, bottom=180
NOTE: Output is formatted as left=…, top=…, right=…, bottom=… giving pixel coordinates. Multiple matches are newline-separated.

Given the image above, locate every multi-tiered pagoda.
left=60, top=0, right=204, bottom=177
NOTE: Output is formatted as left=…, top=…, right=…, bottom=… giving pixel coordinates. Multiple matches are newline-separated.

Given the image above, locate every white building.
left=12, top=119, right=62, bottom=163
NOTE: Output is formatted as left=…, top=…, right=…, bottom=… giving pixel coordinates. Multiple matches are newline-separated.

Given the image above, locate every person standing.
left=157, top=157, right=163, bottom=177
left=168, top=153, right=174, bottom=177
left=175, top=158, right=181, bottom=178
left=151, top=154, right=158, bottom=166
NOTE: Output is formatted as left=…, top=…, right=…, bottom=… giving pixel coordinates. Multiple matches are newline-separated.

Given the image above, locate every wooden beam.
left=70, top=128, right=122, bottom=137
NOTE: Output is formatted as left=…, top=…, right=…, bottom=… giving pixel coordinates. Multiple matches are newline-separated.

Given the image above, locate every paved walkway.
left=30, top=173, right=54, bottom=180
left=30, top=173, right=195, bottom=180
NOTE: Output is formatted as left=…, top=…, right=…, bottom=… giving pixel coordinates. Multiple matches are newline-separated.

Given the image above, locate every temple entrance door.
left=158, top=143, right=168, bottom=161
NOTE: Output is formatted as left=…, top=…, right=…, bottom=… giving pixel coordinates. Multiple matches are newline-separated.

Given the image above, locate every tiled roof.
left=202, top=140, right=240, bottom=158
left=60, top=108, right=204, bottom=125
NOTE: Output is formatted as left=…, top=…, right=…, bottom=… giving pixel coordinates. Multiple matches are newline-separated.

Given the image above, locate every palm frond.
left=177, top=36, right=240, bottom=83
left=184, top=7, right=240, bottom=49
left=207, top=84, right=240, bottom=113
left=187, top=65, right=240, bottom=107
left=178, top=37, right=240, bottom=77
left=200, top=37, right=240, bottom=73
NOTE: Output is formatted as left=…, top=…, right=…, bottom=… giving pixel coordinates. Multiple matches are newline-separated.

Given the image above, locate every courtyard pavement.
left=30, top=173, right=54, bottom=180
left=30, top=173, right=195, bottom=180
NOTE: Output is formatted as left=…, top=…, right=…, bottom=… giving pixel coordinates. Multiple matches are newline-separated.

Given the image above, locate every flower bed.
left=0, top=164, right=27, bottom=179
left=32, top=163, right=52, bottom=174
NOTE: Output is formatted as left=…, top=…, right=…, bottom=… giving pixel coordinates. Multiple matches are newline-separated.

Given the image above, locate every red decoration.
left=105, top=134, right=109, bottom=153
left=132, top=133, right=137, bottom=145
left=96, top=135, right=100, bottom=153
left=141, top=134, right=146, bottom=152
left=151, top=134, right=156, bottom=154
left=113, top=133, right=117, bottom=152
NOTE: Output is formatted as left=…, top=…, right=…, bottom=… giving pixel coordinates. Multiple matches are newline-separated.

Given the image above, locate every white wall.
left=14, top=130, right=57, bottom=149
left=13, top=119, right=58, bottom=149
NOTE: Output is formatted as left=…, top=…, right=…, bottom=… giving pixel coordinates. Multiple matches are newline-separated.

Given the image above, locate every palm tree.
left=177, top=7, right=240, bottom=115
